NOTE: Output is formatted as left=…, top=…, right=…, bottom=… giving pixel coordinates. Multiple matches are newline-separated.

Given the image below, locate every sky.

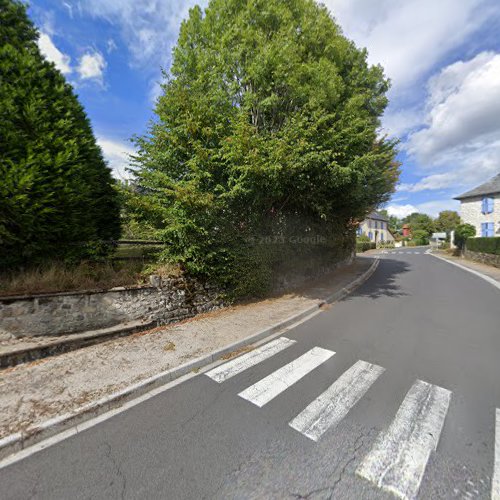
left=28, top=0, right=500, bottom=218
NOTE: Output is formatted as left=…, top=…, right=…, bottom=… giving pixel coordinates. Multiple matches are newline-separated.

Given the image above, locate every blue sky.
left=29, top=0, right=500, bottom=218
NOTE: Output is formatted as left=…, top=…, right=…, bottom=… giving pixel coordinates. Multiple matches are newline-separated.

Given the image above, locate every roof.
left=454, top=173, right=500, bottom=200
left=365, top=211, right=389, bottom=222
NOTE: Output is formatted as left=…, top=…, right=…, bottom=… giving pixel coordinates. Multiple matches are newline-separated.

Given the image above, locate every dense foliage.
left=403, top=212, right=435, bottom=237
left=466, top=237, right=500, bottom=255
left=454, top=223, right=476, bottom=250
left=0, top=0, right=120, bottom=270
left=434, top=210, right=460, bottom=234
left=131, top=0, right=399, bottom=297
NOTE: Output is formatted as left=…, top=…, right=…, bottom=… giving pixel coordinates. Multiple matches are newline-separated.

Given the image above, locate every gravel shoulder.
left=0, top=258, right=372, bottom=439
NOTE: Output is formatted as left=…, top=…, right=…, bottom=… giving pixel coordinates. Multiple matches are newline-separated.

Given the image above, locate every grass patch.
left=0, top=261, right=147, bottom=297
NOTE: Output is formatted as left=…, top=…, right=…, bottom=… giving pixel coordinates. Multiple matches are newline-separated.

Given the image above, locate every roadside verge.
left=0, top=257, right=379, bottom=462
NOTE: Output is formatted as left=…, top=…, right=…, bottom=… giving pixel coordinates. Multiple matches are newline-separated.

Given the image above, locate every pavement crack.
left=291, top=431, right=368, bottom=500
left=103, top=441, right=127, bottom=500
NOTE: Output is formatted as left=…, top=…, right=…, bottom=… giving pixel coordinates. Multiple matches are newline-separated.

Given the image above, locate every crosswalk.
left=205, top=337, right=498, bottom=500
left=380, top=250, right=422, bottom=254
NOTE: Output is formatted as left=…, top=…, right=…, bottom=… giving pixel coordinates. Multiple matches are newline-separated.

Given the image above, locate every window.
left=481, top=222, right=495, bottom=237
left=380, top=232, right=385, bottom=242
left=482, top=197, right=494, bottom=214
left=374, top=221, right=378, bottom=229
left=356, top=226, right=362, bottom=236
left=381, top=222, right=385, bottom=230
left=368, top=231, right=373, bottom=241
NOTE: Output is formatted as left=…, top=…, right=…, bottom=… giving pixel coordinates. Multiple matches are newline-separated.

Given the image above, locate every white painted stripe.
left=205, top=337, right=296, bottom=383
left=492, top=409, right=500, bottom=500
left=289, top=360, right=385, bottom=441
left=357, top=380, right=451, bottom=500
left=414, top=252, right=421, bottom=254
left=238, top=347, right=334, bottom=407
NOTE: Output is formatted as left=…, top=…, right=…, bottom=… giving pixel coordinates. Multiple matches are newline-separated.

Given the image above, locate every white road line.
left=238, top=347, right=334, bottom=407
left=289, top=360, right=385, bottom=441
left=357, top=379, right=451, bottom=500
left=414, top=252, right=421, bottom=254
left=205, top=337, right=296, bottom=383
left=492, top=409, right=500, bottom=500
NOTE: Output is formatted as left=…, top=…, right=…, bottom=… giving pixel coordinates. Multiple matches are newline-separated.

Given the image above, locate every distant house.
left=454, top=173, right=500, bottom=237
left=357, top=212, right=395, bottom=244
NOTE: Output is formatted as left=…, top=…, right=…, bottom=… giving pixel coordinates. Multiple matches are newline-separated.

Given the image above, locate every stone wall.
left=464, top=249, right=500, bottom=268
left=0, top=275, right=224, bottom=339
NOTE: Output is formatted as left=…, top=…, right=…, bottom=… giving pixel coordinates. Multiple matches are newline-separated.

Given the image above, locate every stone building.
left=455, top=173, right=500, bottom=237
left=357, top=211, right=395, bottom=244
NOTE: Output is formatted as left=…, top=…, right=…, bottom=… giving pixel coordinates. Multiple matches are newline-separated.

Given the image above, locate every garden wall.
left=0, top=249, right=355, bottom=339
left=464, top=249, right=500, bottom=268
left=0, top=275, right=224, bottom=339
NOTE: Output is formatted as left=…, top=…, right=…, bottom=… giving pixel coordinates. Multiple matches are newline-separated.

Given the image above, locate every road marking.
left=357, top=379, right=451, bottom=500
left=492, top=409, right=500, bottom=500
left=289, top=360, right=385, bottom=441
left=414, top=252, right=421, bottom=254
left=206, top=337, right=296, bottom=383
left=238, top=347, right=334, bottom=407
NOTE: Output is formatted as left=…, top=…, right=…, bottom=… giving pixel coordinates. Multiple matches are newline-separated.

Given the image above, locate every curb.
left=428, top=252, right=500, bottom=291
left=0, top=320, right=157, bottom=369
left=0, top=258, right=379, bottom=462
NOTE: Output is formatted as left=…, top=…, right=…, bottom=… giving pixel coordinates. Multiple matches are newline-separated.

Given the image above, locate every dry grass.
left=0, top=261, right=148, bottom=297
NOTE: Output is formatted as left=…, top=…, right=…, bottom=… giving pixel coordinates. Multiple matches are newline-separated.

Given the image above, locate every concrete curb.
left=0, top=320, right=157, bottom=369
left=0, top=258, right=379, bottom=461
left=428, top=252, right=500, bottom=291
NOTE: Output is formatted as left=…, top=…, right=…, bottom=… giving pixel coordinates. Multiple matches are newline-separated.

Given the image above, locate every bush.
left=356, top=241, right=376, bottom=253
left=0, top=0, right=120, bottom=271
left=454, top=223, right=476, bottom=250
left=466, top=237, right=500, bottom=255
left=411, top=229, right=429, bottom=246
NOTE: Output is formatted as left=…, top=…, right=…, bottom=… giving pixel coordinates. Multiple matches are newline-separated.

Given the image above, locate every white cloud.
left=387, top=204, right=418, bottom=218
left=77, top=51, right=106, bottom=82
left=325, top=0, right=488, bottom=95
left=79, top=0, right=207, bottom=71
left=37, top=32, right=72, bottom=74
left=97, top=137, right=135, bottom=179
left=381, top=107, right=423, bottom=138
left=400, top=51, right=500, bottom=193
left=408, top=52, right=500, bottom=161
left=387, top=199, right=460, bottom=218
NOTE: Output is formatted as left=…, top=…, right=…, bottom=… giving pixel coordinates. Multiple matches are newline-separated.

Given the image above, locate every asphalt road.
left=2, top=249, right=500, bottom=499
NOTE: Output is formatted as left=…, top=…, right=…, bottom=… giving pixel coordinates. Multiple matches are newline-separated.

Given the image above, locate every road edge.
left=0, top=258, right=379, bottom=463
left=428, top=252, right=500, bottom=291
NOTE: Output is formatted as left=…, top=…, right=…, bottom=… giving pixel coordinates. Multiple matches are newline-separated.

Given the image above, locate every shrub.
left=454, top=223, right=476, bottom=250
left=356, top=241, right=376, bottom=253
left=466, top=237, right=500, bottom=255
left=0, top=0, right=120, bottom=271
left=411, top=229, right=429, bottom=246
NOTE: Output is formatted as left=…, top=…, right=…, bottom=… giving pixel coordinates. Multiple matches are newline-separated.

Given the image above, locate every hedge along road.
left=1, top=250, right=500, bottom=500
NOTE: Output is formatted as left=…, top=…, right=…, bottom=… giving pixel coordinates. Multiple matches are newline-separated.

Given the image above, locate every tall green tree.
left=403, top=212, right=435, bottom=237
left=434, top=210, right=460, bottom=234
left=132, top=0, right=399, bottom=295
left=0, top=0, right=120, bottom=270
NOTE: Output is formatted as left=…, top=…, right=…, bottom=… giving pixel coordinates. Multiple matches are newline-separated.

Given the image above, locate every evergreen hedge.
left=466, top=237, right=500, bottom=255
left=0, top=0, right=120, bottom=271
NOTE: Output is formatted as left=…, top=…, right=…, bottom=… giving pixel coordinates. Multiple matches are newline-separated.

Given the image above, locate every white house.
left=454, top=173, right=500, bottom=237
left=357, top=212, right=395, bottom=244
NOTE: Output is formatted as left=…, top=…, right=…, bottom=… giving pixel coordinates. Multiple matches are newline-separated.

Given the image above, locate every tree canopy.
left=0, top=0, right=120, bottom=270
left=130, top=0, right=399, bottom=296
left=403, top=212, right=435, bottom=237
left=434, top=210, right=461, bottom=234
